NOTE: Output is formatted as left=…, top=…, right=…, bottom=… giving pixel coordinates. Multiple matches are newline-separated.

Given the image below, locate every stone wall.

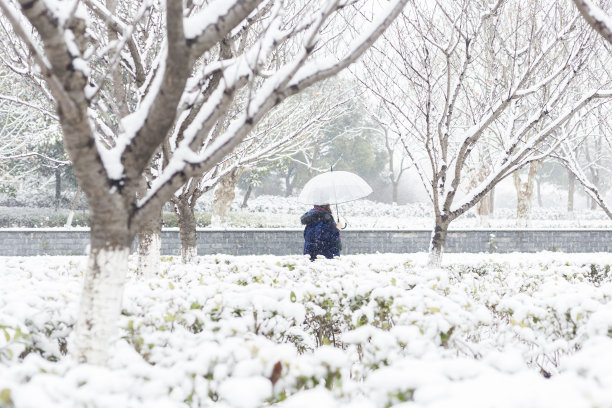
left=0, top=228, right=610, bottom=256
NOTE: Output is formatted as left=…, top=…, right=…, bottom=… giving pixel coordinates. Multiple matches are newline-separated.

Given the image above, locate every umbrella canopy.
left=298, top=171, right=373, bottom=205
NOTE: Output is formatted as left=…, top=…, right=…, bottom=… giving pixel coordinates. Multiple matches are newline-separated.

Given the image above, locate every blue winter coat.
left=301, top=209, right=340, bottom=260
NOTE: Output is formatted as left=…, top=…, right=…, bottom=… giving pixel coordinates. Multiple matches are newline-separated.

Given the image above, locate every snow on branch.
left=185, top=0, right=264, bottom=57
left=0, top=93, right=58, bottom=120
left=133, top=0, right=408, bottom=226
left=573, top=0, right=612, bottom=44
left=0, top=152, right=70, bottom=166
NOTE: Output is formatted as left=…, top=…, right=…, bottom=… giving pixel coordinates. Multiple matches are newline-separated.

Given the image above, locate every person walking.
left=301, top=204, right=341, bottom=260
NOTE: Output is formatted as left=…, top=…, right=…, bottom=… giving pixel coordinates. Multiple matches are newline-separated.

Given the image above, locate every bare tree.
left=556, top=103, right=612, bottom=216
left=364, top=105, right=411, bottom=204
left=0, top=67, right=65, bottom=190
left=172, top=80, right=353, bottom=262
left=361, top=0, right=612, bottom=267
left=0, top=0, right=407, bottom=364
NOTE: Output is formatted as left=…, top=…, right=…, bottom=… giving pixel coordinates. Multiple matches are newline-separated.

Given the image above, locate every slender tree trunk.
left=568, top=170, right=575, bottom=214
left=176, top=197, right=197, bottom=263
left=136, top=168, right=161, bottom=278
left=489, top=187, right=495, bottom=214
left=55, top=167, right=61, bottom=210
left=65, top=186, right=81, bottom=227
left=211, top=169, right=244, bottom=227
left=427, top=218, right=450, bottom=268
left=241, top=182, right=253, bottom=208
left=73, top=206, right=131, bottom=365
left=591, top=171, right=599, bottom=210
left=137, top=208, right=162, bottom=279
left=477, top=193, right=491, bottom=226
left=392, top=181, right=398, bottom=205
left=514, top=162, right=539, bottom=227
left=284, top=170, right=292, bottom=197
left=536, top=179, right=542, bottom=207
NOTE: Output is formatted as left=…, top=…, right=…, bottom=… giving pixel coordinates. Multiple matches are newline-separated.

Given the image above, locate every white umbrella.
left=298, top=170, right=373, bottom=205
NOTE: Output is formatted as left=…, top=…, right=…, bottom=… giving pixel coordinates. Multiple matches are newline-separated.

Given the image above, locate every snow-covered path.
left=2, top=253, right=612, bottom=407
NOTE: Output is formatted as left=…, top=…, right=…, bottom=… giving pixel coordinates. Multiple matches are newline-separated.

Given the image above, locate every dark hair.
left=315, top=204, right=331, bottom=213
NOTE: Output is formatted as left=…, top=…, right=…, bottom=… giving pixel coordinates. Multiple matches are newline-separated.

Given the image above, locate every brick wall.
left=0, top=228, right=610, bottom=256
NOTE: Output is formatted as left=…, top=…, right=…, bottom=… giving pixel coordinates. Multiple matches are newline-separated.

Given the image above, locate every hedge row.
left=0, top=207, right=212, bottom=228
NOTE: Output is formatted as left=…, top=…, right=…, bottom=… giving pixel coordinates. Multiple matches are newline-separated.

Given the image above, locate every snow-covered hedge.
left=229, top=195, right=612, bottom=228
left=1, top=194, right=611, bottom=228
left=2, top=253, right=612, bottom=407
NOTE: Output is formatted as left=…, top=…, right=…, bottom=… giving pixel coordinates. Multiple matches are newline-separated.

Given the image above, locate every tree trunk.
left=73, top=208, right=131, bottom=365
left=55, top=167, right=61, bottom=210
left=285, top=170, right=292, bottom=197
left=427, top=219, right=449, bottom=268
left=137, top=208, right=162, bottom=279
left=241, top=182, right=253, bottom=208
left=489, top=187, right=495, bottom=214
left=514, top=162, right=539, bottom=227
left=211, top=169, right=244, bottom=227
left=284, top=162, right=296, bottom=197
left=65, top=186, right=81, bottom=227
left=536, top=179, right=542, bottom=207
left=136, top=167, right=161, bottom=278
left=591, top=171, right=599, bottom=210
left=176, top=197, right=197, bottom=263
left=392, top=181, right=398, bottom=205
left=477, top=193, right=492, bottom=226
left=568, top=170, right=575, bottom=214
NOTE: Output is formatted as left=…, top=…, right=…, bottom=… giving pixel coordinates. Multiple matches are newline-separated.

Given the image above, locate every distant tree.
left=269, top=95, right=387, bottom=200
left=361, top=0, right=612, bottom=267
left=206, top=79, right=354, bottom=228
left=0, top=68, right=71, bottom=202
left=556, top=103, right=612, bottom=216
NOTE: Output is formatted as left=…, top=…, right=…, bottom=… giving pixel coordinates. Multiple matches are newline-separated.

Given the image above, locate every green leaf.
left=290, top=291, right=297, bottom=303
left=0, top=388, right=11, bottom=404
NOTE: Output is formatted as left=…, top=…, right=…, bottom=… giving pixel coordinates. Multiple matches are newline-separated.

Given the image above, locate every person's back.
left=301, top=205, right=340, bottom=260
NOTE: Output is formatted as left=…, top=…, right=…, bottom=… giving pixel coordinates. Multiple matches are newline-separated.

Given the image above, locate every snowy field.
left=210, top=195, right=612, bottom=229
left=2, top=253, right=612, bottom=407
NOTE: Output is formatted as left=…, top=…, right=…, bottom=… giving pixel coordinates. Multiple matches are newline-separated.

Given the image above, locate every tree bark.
left=55, top=167, right=61, bottom=210
left=176, top=197, right=197, bottom=263
left=284, top=163, right=295, bottom=197
left=536, top=179, right=543, bottom=207
left=65, top=186, right=81, bottom=227
left=427, top=218, right=450, bottom=268
left=241, top=182, right=253, bottom=208
left=392, top=181, right=398, bottom=205
left=514, top=162, right=539, bottom=227
left=137, top=208, right=162, bottom=279
left=477, top=193, right=492, bottom=226
left=211, top=168, right=244, bottom=227
left=590, top=171, right=599, bottom=210
left=73, top=204, right=131, bottom=365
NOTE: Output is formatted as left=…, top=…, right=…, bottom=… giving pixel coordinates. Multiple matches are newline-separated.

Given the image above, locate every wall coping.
left=0, top=227, right=611, bottom=232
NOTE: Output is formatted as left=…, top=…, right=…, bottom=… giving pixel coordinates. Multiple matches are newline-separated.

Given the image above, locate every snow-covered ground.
left=211, top=195, right=612, bottom=229
left=2, top=252, right=612, bottom=407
